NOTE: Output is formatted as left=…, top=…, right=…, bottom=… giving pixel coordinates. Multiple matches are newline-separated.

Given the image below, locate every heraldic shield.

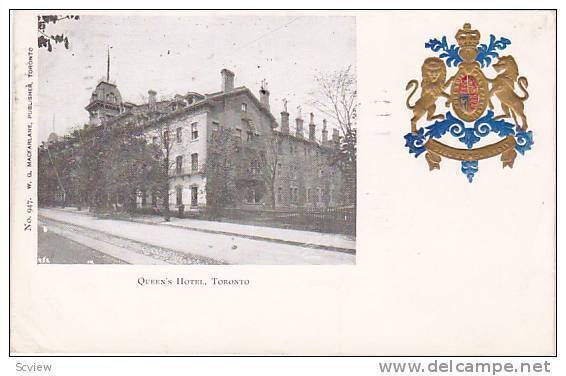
left=404, top=23, right=534, bottom=182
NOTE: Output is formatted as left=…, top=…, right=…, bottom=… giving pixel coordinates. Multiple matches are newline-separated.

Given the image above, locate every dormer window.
left=241, top=103, right=247, bottom=112
left=106, top=93, right=116, bottom=103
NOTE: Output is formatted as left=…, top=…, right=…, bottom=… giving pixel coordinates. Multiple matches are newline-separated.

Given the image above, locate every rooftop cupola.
left=84, top=50, right=123, bottom=126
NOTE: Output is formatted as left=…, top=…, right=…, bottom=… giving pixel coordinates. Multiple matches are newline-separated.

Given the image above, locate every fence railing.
left=209, top=206, right=356, bottom=235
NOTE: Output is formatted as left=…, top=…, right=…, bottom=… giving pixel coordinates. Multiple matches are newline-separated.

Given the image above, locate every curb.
left=161, top=222, right=356, bottom=255
left=44, top=208, right=357, bottom=255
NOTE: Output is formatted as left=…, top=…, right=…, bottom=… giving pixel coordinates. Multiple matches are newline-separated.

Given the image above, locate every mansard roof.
left=85, top=81, right=123, bottom=111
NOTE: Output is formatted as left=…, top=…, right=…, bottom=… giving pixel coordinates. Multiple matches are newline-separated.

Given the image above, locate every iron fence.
left=207, top=206, right=356, bottom=235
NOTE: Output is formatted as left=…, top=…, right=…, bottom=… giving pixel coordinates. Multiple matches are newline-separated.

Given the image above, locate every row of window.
left=276, top=163, right=330, bottom=180
left=175, top=153, right=199, bottom=174
left=174, top=122, right=199, bottom=143
left=235, top=119, right=259, bottom=143
left=242, top=159, right=333, bottom=181
left=173, top=151, right=331, bottom=179
left=278, top=186, right=331, bottom=204
left=92, top=92, right=117, bottom=103
left=235, top=128, right=258, bottom=142
left=138, top=187, right=200, bottom=208
left=150, top=123, right=199, bottom=145
left=288, top=143, right=321, bottom=158
left=171, top=184, right=331, bottom=207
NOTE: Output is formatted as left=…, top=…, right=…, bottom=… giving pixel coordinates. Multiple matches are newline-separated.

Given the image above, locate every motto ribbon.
left=404, top=111, right=533, bottom=182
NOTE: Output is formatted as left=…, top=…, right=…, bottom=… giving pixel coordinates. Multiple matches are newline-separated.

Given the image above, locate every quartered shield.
left=450, top=68, right=489, bottom=122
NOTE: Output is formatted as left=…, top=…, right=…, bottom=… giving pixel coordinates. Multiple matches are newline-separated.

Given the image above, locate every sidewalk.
left=41, top=208, right=355, bottom=265
left=55, top=207, right=356, bottom=253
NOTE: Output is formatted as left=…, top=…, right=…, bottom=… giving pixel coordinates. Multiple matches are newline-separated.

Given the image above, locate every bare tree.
left=311, top=65, right=357, bottom=136
left=311, top=65, right=357, bottom=206
left=152, top=121, right=175, bottom=221
left=259, top=136, right=280, bottom=209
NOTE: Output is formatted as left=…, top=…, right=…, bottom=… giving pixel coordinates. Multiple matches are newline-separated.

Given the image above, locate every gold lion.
left=488, top=55, right=529, bottom=130
left=406, top=57, right=451, bottom=134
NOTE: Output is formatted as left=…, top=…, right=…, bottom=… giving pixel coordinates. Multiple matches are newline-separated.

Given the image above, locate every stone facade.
left=273, top=128, right=342, bottom=208
left=61, top=68, right=344, bottom=211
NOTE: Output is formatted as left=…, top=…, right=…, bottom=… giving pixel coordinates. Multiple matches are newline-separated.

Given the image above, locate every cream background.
left=10, top=10, right=556, bottom=355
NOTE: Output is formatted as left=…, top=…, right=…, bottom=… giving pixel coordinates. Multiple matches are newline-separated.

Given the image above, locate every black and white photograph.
left=36, top=15, right=357, bottom=265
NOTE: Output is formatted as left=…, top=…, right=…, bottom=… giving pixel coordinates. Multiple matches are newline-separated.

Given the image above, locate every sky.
left=38, top=15, right=356, bottom=142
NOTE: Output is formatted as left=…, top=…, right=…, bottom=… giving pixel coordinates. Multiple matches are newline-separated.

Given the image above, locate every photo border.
left=8, top=7, right=558, bottom=358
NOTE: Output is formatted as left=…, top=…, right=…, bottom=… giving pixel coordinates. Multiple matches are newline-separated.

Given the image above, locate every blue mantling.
left=425, top=110, right=515, bottom=149
left=403, top=111, right=534, bottom=182
left=515, top=128, right=534, bottom=155
left=424, top=34, right=511, bottom=67
left=476, top=35, right=512, bottom=68
left=424, top=36, right=462, bottom=67
left=461, top=161, right=478, bottom=183
left=404, top=127, right=427, bottom=157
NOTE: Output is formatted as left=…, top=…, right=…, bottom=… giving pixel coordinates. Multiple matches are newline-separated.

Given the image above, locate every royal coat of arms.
left=404, top=23, right=534, bottom=182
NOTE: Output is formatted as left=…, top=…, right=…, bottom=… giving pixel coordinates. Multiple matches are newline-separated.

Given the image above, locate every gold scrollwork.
left=424, top=136, right=517, bottom=168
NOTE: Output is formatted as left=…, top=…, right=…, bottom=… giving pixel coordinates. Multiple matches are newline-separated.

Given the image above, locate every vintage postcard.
left=10, top=10, right=556, bottom=355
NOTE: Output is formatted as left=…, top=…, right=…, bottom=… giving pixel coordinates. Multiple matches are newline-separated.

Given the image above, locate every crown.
left=455, top=23, right=481, bottom=49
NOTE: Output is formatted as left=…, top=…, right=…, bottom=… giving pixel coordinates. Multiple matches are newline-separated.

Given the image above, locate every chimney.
left=280, top=111, right=289, bottom=134
left=322, top=119, right=328, bottom=143
left=308, top=112, right=316, bottom=142
left=295, top=118, right=304, bottom=139
left=259, top=80, right=270, bottom=110
left=295, top=106, right=304, bottom=138
left=221, top=68, right=235, bottom=92
left=148, top=90, right=157, bottom=111
left=332, top=128, right=340, bottom=143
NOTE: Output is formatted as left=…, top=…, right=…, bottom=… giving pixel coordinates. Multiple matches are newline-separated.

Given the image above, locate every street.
left=38, top=208, right=356, bottom=265
left=38, top=224, right=126, bottom=264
